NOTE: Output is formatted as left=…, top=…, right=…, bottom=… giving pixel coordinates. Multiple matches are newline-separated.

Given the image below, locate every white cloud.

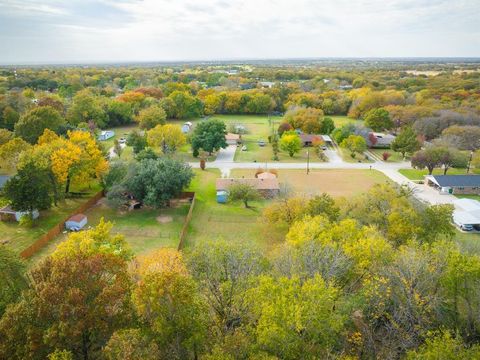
left=0, top=0, right=479, bottom=63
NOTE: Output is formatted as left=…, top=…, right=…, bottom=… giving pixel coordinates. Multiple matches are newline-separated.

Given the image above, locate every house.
left=0, top=205, right=39, bottom=222
left=299, top=134, right=322, bottom=147
left=0, top=175, right=11, bottom=189
left=257, top=172, right=277, bottom=180
left=453, top=198, right=480, bottom=230
left=259, top=81, right=275, bottom=88
left=65, top=214, right=88, bottom=231
left=216, top=178, right=280, bottom=198
left=425, top=175, right=480, bottom=195
left=225, top=133, right=241, bottom=145
left=368, top=132, right=396, bottom=148
left=181, top=122, right=193, bottom=134
left=98, top=130, right=115, bottom=141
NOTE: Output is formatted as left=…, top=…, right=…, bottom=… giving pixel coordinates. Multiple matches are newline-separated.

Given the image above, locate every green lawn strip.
left=330, top=115, right=362, bottom=128
left=338, top=148, right=374, bottom=163
left=398, top=168, right=478, bottom=180
left=455, top=231, right=480, bottom=256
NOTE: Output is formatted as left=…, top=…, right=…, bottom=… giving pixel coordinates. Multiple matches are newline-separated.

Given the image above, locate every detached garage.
left=65, top=214, right=88, bottom=231
left=453, top=198, right=480, bottom=231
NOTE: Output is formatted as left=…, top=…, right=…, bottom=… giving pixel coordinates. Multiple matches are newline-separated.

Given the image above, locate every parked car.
left=241, top=145, right=247, bottom=151
left=461, top=224, right=474, bottom=231
left=258, top=140, right=266, bottom=147
left=321, top=145, right=327, bottom=150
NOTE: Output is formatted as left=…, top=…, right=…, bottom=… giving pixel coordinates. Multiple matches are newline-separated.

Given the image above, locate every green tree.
left=340, top=134, right=367, bottom=158
left=391, top=126, right=420, bottom=158
left=411, top=146, right=446, bottom=175
left=364, top=107, right=393, bottom=131
left=1, top=106, right=20, bottom=131
left=134, top=105, right=166, bottom=130
left=14, top=106, right=65, bottom=144
left=228, top=182, right=259, bottom=208
left=103, top=329, right=160, bottom=360
left=406, top=332, right=480, bottom=360
left=0, top=222, right=133, bottom=360
left=0, top=128, right=13, bottom=145
left=105, top=100, right=133, bottom=127
left=126, top=158, right=194, bottom=208
left=279, top=131, right=302, bottom=157
left=187, top=240, right=264, bottom=336
left=246, top=275, right=346, bottom=359
left=321, top=117, right=335, bottom=134
left=0, top=247, right=26, bottom=317
left=190, top=119, right=227, bottom=156
left=3, top=161, right=53, bottom=216
left=168, top=91, right=203, bottom=119
left=127, top=130, right=147, bottom=154
left=306, top=193, right=340, bottom=222
left=67, top=90, right=107, bottom=127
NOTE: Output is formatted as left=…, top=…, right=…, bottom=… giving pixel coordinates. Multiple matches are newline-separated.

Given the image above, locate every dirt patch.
left=157, top=215, right=173, bottom=223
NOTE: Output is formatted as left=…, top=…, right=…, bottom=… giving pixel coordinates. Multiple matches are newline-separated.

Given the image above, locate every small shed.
left=181, top=122, right=193, bottom=134
left=65, top=214, right=88, bottom=231
left=0, top=205, right=39, bottom=222
left=216, top=190, right=228, bottom=204
left=98, top=130, right=115, bottom=141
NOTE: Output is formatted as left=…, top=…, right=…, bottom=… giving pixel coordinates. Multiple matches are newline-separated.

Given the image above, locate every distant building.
left=425, top=175, right=480, bottom=195
left=259, top=81, right=275, bottom=88
left=181, top=122, right=193, bottom=134
left=98, top=130, right=115, bottom=141
left=0, top=175, right=11, bottom=189
left=453, top=198, right=480, bottom=230
left=369, top=132, right=396, bottom=148
left=225, top=133, right=241, bottom=145
left=299, top=134, right=322, bottom=147
left=0, top=206, right=39, bottom=222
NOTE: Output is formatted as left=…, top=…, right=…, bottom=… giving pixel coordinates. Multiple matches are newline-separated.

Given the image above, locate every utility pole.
left=467, top=151, right=474, bottom=174
left=306, top=150, right=310, bottom=174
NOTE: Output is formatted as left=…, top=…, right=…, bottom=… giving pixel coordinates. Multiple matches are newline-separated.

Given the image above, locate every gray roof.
left=431, top=175, right=480, bottom=187
left=0, top=175, right=10, bottom=189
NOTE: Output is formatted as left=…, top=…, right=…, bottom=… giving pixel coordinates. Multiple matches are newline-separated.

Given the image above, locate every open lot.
left=230, top=168, right=391, bottom=197
left=184, top=169, right=285, bottom=251
left=368, top=148, right=406, bottom=162
left=28, top=198, right=189, bottom=265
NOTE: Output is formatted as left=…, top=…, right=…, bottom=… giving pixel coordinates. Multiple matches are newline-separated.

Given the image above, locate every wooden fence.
left=177, top=192, right=196, bottom=250
left=20, top=191, right=104, bottom=259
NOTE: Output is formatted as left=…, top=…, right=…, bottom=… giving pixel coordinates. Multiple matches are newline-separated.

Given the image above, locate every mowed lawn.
left=330, top=115, right=362, bottom=128
left=368, top=148, right=406, bottom=162
left=184, top=169, right=285, bottom=251
left=399, top=168, right=479, bottom=180
left=28, top=199, right=189, bottom=265
left=230, top=168, right=391, bottom=197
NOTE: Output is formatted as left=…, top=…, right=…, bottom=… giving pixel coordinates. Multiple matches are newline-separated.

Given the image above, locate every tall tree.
left=190, top=119, right=227, bottom=157
left=279, top=131, right=302, bottom=157
left=134, top=105, right=166, bottom=130
left=14, top=106, right=65, bottom=144
left=340, top=134, right=367, bottom=158
left=0, top=247, right=26, bottom=317
left=364, top=107, right=393, bottom=131
left=147, top=124, right=186, bottom=153
left=391, top=126, right=421, bottom=159
left=3, top=161, right=53, bottom=216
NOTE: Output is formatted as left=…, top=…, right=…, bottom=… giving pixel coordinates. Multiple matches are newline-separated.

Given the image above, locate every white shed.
left=98, top=130, right=115, bottom=141
left=65, top=214, right=88, bottom=231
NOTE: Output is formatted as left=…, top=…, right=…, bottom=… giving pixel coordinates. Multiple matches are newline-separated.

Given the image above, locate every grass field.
left=28, top=198, right=189, bottom=265
left=399, top=168, right=478, bottom=180
left=455, top=231, right=480, bottom=255
left=184, top=169, right=285, bottom=251
left=330, top=115, right=362, bottom=128
left=230, top=168, right=391, bottom=197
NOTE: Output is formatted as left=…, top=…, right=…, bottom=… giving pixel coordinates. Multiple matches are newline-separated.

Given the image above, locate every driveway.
left=324, top=148, right=342, bottom=164
left=214, top=145, right=237, bottom=163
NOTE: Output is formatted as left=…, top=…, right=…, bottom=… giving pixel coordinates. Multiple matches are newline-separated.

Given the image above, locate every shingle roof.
left=216, top=178, right=280, bottom=191
left=68, top=214, right=87, bottom=223
left=431, top=175, right=480, bottom=187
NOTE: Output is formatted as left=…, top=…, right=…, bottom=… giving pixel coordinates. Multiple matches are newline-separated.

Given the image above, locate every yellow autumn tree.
left=50, top=130, right=108, bottom=193
left=0, top=137, right=31, bottom=171
left=134, top=248, right=188, bottom=279
left=146, top=124, right=186, bottom=153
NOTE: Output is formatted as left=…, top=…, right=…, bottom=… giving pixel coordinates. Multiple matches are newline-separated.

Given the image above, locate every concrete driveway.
left=214, top=145, right=237, bottom=163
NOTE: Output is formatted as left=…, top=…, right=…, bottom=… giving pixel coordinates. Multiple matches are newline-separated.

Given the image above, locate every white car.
left=241, top=145, right=247, bottom=151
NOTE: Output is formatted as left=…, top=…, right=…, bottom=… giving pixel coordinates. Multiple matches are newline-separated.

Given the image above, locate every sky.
left=0, top=0, right=479, bottom=64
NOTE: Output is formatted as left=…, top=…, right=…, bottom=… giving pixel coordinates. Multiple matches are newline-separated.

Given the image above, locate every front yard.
left=399, top=168, right=478, bottom=180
